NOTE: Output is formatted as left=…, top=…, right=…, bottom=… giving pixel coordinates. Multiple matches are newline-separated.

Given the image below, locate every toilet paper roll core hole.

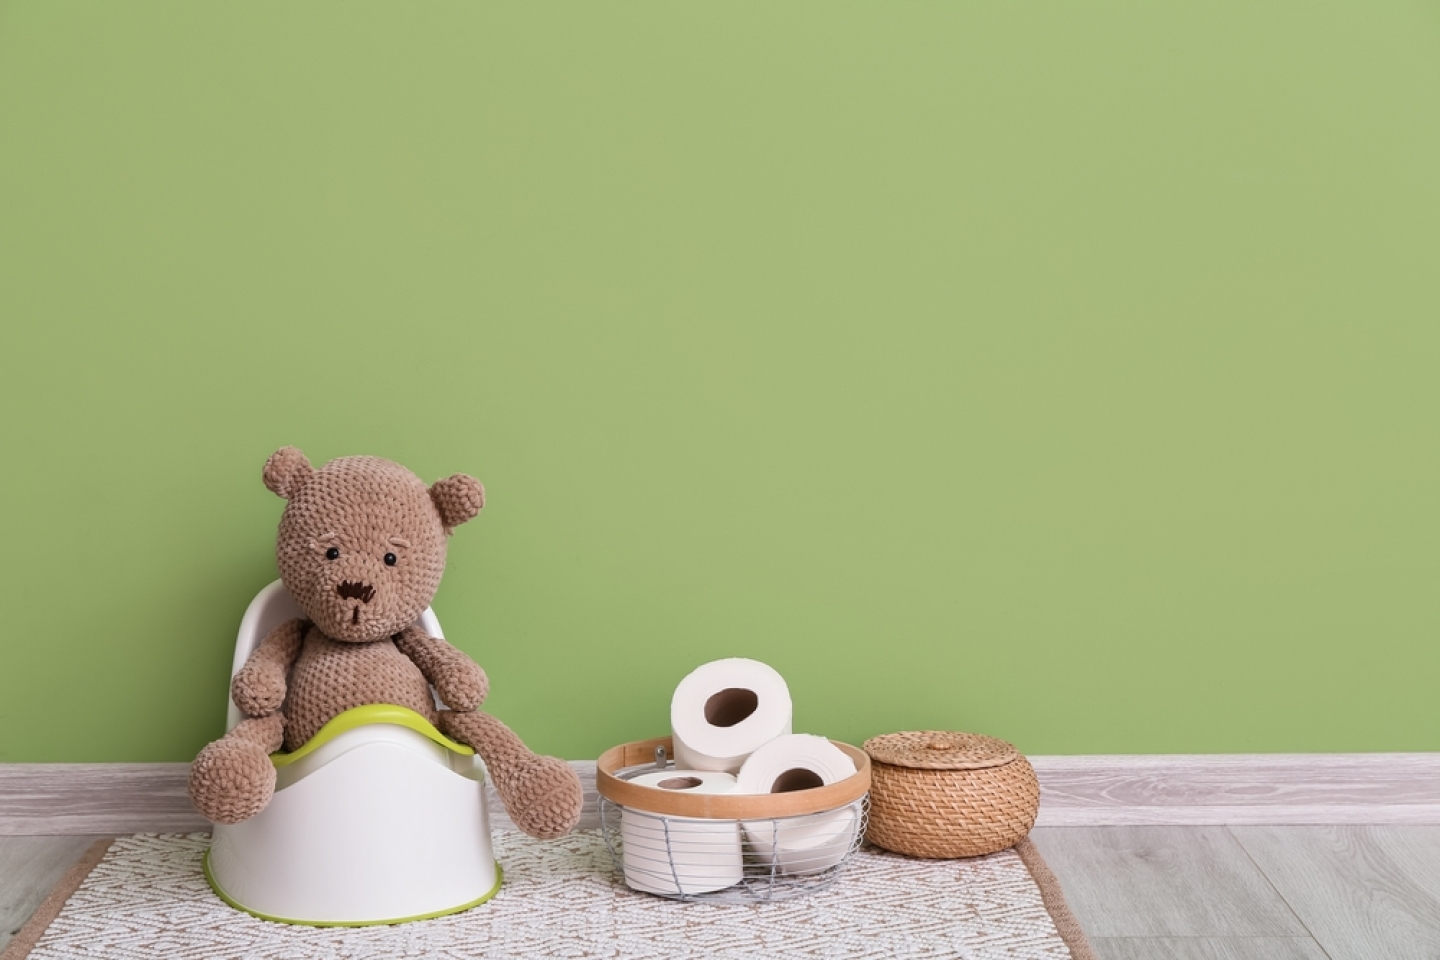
left=770, top=768, right=826, bottom=793
left=656, top=777, right=704, bottom=791
left=704, top=687, right=759, bottom=728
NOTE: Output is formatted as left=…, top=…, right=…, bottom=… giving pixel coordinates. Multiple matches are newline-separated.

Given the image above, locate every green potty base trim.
left=202, top=851, right=503, bottom=927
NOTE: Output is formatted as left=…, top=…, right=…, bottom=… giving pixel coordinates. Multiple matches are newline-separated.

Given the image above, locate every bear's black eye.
left=384, top=552, right=397, bottom=567
left=325, top=547, right=340, bottom=561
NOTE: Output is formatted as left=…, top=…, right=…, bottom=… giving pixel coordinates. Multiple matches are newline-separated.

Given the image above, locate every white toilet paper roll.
left=736, top=734, right=860, bottom=876
left=621, top=770, right=743, bottom=896
left=670, top=658, right=792, bottom=773
left=742, top=803, right=860, bottom=876
left=734, top=733, right=857, bottom=794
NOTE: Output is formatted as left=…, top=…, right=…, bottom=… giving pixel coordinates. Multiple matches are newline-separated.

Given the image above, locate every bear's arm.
left=231, top=618, right=307, bottom=718
left=393, top=625, right=488, bottom=712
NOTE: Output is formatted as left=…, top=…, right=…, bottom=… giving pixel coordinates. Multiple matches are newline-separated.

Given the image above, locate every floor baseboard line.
left=2, top=753, right=1437, bottom=835
left=1028, top=752, right=1440, bottom=827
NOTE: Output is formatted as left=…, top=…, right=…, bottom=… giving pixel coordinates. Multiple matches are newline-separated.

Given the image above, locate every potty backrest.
left=226, top=580, right=445, bottom=732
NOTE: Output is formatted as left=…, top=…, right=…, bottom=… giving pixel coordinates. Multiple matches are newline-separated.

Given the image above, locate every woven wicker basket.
left=863, top=731, right=1039, bottom=859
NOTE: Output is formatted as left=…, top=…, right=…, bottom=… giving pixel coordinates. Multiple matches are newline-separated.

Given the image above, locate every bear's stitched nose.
left=337, top=581, right=376, bottom=604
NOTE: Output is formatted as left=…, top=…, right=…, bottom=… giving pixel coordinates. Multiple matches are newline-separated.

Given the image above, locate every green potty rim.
left=271, top=704, right=474, bottom=768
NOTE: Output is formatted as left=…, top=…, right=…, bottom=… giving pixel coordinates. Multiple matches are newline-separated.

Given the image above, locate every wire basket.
left=595, top=736, right=871, bottom=904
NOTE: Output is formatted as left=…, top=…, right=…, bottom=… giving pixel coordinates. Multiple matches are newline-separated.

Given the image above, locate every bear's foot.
left=439, top=709, right=584, bottom=840
left=494, top=755, right=584, bottom=840
left=189, top=737, right=278, bottom=825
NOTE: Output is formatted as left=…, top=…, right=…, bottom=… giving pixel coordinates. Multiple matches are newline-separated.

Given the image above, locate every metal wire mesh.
left=598, top=763, right=870, bottom=903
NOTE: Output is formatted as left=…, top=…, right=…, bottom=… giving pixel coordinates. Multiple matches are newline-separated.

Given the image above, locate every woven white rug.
left=7, top=832, right=1093, bottom=960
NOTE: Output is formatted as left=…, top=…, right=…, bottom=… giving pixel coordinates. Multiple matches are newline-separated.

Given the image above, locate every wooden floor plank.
left=0, top=764, right=207, bottom=836
left=1231, top=826, right=1440, bottom=960
left=0, top=835, right=108, bottom=952
left=1034, top=754, right=1440, bottom=826
left=1093, top=937, right=1329, bottom=960
left=1028, top=826, right=1308, bottom=938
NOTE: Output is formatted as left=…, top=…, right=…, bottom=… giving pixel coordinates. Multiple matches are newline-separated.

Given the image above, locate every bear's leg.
left=438, top=710, right=583, bottom=840
left=188, top=714, right=285, bottom=825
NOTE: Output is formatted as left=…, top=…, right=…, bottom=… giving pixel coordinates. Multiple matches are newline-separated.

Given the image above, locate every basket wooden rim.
left=596, top=736, right=871, bottom=820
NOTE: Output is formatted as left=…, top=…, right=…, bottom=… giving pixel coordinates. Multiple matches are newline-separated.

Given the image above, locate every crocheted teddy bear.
left=188, top=446, right=584, bottom=840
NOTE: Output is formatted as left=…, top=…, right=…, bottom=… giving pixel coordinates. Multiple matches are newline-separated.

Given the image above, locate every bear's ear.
left=430, top=474, right=485, bottom=533
left=262, top=446, right=315, bottom=500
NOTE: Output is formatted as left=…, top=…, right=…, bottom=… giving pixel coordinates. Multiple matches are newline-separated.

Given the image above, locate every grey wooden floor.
left=3, top=827, right=1438, bottom=958
left=1029, top=825, right=1440, bottom=960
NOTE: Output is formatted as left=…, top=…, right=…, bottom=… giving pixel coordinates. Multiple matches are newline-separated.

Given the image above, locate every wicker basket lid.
left=863, top=731, right=1019, bottom=771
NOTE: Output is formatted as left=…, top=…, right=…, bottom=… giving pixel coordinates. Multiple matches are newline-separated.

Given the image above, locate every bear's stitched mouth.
left=351, top=606, right=361, bottom=625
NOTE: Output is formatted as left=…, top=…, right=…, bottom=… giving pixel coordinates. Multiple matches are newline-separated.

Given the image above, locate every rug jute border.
left=2, top=839, right=113, bottom=960
left=1015, top=838, right=1097, bottom=960
left=3, top=835, right=1095, bottom=960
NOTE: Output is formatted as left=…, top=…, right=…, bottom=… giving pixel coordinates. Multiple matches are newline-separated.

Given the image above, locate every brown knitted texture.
left=274, top=453, right=450, bottom=644
left=281, top=628, right=442, bottom=748
left=189, top=715, right=285, bottom=825
left=261, top=446, right=314, bottom=500
left=429, top=474, right=485, bottom=533
left=395, top=623, right=488, bottom=713
left=230, top=618, right=305, bottom=718
left=439, top=711, right=584, bottom=841
left=188, top=447, right=582, bottom=840
left=864, top=731, right=1041, bottom=859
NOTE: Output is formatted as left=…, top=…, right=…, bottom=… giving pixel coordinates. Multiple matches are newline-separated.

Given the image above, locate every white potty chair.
left=203, top=581, right=502, bottom=926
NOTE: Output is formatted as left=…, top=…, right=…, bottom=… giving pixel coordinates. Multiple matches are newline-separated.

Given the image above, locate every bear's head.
left=262, top=446, right=485, bottom=642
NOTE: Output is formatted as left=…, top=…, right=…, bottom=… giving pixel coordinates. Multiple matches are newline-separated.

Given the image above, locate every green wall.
left=2, top=1, right=1438, bottom=763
